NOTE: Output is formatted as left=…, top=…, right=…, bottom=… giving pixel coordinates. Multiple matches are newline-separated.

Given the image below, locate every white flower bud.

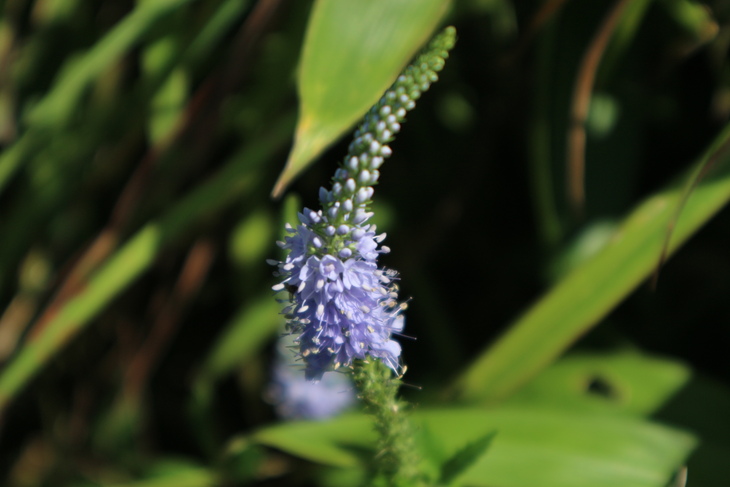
left=355, top=187, right=370, bottom=205
left=345, top=178, right=356, bottom=193
left=359, top=170, right=371, bottom=185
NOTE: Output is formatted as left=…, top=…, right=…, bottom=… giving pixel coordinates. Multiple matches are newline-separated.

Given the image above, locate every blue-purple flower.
left=271, top=26, right=454, bottom=380
left=272, top=209, right=405, bottom=380
left=268, top=365, right=356, bottom=419
left=267, top=333, right=355, bottom=420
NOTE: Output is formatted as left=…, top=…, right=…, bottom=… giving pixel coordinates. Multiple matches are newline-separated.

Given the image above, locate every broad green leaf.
left=455, top=121, right=730, bottom=403
left=503, top=350, right=691, bottom=417
left=252, top=407, right=696, bottom=487
left=271, top=0, right=451, bottom=197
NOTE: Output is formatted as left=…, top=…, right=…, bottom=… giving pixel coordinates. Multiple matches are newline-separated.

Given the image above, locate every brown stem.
left=567, top=0, right=631, bottom=217
left=123, top=238, right=215, bottom=400
left=502, top=0, right=571, bottom=67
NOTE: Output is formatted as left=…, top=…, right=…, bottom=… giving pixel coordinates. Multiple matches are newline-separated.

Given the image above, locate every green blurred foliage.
left=0, top=0, right=729, bottom=486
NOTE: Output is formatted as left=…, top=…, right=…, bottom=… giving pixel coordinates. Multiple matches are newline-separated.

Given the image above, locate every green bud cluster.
left=316, top=26, right=457, bottom=245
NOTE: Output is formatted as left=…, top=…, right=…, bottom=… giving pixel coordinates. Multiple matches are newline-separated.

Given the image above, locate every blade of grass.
left=1, top=0, right=274, bottom=307
left=454, top=121, right=730, bottom=403
left=0, top=0, right=196, bottom=194
left=0, top=115, right=293, bottom=415
left=27, top=0, right=196, bottom=130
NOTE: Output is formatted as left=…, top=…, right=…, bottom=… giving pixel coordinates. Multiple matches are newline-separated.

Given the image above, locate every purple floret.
left=272, top=209, right=405, bottom=380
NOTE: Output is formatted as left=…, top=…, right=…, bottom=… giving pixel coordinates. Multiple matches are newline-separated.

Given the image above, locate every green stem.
left=353, top=360, right=423, bottom=487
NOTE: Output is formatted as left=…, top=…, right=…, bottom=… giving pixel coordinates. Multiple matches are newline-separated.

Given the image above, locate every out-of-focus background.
left=0, top=1, right=729, bottom=486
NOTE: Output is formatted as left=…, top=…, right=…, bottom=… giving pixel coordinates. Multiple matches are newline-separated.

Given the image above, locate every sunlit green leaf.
left=271, top=0, right=451, bottom=197
left=455, top=122, right=730, bottom=403
left=503, top=350, right=691, bottom=417
left=252, top=407, right=696, bottom=487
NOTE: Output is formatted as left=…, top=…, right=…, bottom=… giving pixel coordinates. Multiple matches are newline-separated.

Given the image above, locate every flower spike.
left=272, top=27, right=456, bottom=381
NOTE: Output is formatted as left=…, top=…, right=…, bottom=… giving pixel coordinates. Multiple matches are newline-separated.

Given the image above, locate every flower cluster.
left=272, top=210, right=405, bottom=380
left=271, top=27, right=456, bottom=381
left=269, top=363, right=356, bottom=419
left=267, top=334, right=355, bottom=420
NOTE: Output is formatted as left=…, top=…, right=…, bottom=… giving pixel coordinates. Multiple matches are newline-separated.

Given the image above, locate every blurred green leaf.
left=439, top=430, right=496, bottom=486
left=599, top=0, right=653, bottom=80
left=28, top=0, right=194, bottom=129
left=271, top=0, right=451, bottom=197
left=229, top=209, right=276, bottom=271
left=455, top=121, right=730, bottom=403
left=187, top=194, right=300, bottom=456
left=0, top=116, right=293, bottom=413
left=0, top=0, right=196, bottom=194
left=253, top=413, right=373, bottom=467
left=252, top=407, right=696, bottom=487
left=198, top=295, right=282, bottom=382
left=144, top=34, right=187, bottom=143
left=199, top=193, right=301, bottom=383
left=662, top=0, right=718, bottom=45
left=104, top=458, right=216, bottom=487
left=503, top=350, right=691, bottom=417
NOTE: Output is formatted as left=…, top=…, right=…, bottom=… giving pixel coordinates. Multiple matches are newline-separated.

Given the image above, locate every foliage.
left=0, top=0, right=729, bottom=486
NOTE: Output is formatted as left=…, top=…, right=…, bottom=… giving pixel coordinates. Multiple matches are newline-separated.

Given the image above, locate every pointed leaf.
left=272, top=0, right=451, bottom=197
left=455, top=122, right=730, bottom=402
left=439, top=431, right=496, bottom=486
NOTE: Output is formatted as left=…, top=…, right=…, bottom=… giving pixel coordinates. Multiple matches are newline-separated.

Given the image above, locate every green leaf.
left=27, top=0, right=195, bottom=129
left=0, top=0, right=197, bottom=194
left=103, top=458, right=216, bottom=487
left=144, top=35, right=188, bottom=143
left=251, top=407, right=696, bottom=487
left=503, top=350, right=691, bottom=417
left=271, top=0, right=451, bottom=197
left=252, top=413, right=374, bottom=467
left=439, top=430, right=496, bottom=486
left=0, top=116, right=294, bottom=414
left=454, top=121, right=730, bottom=403
left=197, top=295, right=282, bottom=381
